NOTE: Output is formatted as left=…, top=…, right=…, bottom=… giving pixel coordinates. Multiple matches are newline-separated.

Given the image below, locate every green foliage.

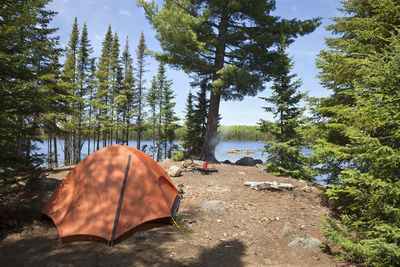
left=137, top=0, right=321, bottom=161
left=181, top=80, right=209, bottom=158
left=0, top=0, right=65, bottom=189
left=259, top=37, right=311, bottom=180
left=135, top=32, right=148, bottom=150
left=312, top=1, right=400, bottom=265
left=218, top=125, right=270, bottom=142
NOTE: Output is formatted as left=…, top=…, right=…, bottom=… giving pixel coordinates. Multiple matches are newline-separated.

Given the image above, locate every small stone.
left=238, top=171, right=245, bottom=175
left=288, top=235, right=322, bottom=250
left=275, top=216, right=280, bottom=221
left=168, top=166, right=182, bottom=177
left=300, top=224, right=306, bottom=230
left=162, top=158, right=172, bottom=163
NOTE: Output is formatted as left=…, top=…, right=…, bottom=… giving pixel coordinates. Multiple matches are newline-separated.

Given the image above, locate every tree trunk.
left=199, top=91, right=220, bottom=162
left=199, top=5, right=228, bottom=162
left=54, top=136, right=58, bottom=168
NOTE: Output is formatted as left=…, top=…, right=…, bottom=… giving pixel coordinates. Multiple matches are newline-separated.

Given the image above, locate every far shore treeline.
left=1, top=1, right=400, bottom=266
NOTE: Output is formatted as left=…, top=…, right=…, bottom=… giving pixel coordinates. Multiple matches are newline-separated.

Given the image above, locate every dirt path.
left=0, top=162, right=347, bottom=267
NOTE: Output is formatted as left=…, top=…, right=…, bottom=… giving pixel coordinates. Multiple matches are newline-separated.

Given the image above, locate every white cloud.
left=291, top=6, right=297, bottom=12
left=120, top=9, right=131, bottom=16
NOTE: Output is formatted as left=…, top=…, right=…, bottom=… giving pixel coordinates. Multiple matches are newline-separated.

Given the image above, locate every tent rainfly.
left=42, top=145, right=181, bottom=246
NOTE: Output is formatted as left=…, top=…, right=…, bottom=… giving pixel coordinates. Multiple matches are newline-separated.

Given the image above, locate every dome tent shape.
left=42, top=145, right=181, bottom=245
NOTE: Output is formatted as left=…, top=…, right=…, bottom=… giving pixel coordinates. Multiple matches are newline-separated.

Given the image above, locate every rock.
left=134, top=231, right=150, bottom=240
left=168, top=166, right=182, bottom=177
left=223, top=160, right=232, bottom=164
left=192, top=160, right=204, bottom=167
left=180, top=159, right=193, bottom=168
left=235, top=157, right=256, bottom=166
left=202, top=200, right=227, bottom=214
left=288, top=235, right=321, bottom=250
left=162, top=158, right=172, bottom=163
left=238, top=171, right=245, bottom=175
left=254, top=159, right=263, bottom=165
left=244, top=181, right=294, bottom=191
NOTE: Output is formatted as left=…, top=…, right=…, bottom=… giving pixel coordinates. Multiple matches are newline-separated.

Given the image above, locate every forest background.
left=1, top=1, right=399, bottom=266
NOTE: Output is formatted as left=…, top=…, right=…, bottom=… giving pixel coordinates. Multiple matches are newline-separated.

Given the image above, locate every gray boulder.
left=254, top=159, right=263, bottom=165
left=167, top=166, right=182, bottom=177
left=288, top=235, right=321, bottom=250
left=235, top=157, right=256, bottom=166
left=202, top=200, right=227, bottom=214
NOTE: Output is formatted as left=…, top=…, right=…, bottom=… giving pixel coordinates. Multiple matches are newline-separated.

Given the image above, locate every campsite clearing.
left=0, top=162, right=349, bottom=267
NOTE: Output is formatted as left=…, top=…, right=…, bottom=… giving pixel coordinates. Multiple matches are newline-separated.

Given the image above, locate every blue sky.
left=48, top=0, right=342, bottom=126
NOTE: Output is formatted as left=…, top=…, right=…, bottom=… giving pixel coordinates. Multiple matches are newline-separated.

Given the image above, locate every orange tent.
left=42, top=145, right=181, bottom=245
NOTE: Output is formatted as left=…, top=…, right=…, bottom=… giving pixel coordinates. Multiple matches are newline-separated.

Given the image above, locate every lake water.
left=33, top=140, right=268, bottom=165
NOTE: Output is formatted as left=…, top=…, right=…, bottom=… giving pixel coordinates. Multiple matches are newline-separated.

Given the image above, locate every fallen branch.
left=244, top=181, right=294, bottom=191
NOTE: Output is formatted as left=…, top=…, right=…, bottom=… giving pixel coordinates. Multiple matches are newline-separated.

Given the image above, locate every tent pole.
left=109, top=154, right=132, bottom=246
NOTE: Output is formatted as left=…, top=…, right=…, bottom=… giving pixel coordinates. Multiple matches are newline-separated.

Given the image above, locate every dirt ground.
left=0, top=162, right=348, bottom=267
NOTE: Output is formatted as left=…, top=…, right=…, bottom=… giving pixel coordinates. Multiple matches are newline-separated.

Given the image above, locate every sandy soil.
left=0, top=162, right=349, bottom=267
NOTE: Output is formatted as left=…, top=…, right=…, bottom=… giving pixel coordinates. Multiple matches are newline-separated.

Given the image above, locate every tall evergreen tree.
left=121, top=36, right=137, bottom=145
left=135, top=31, right=148, bottom=151
left=76, top=22, right=93, bottom=160
left=181, top=80, right=209, bottom=157
left=181, top=91, right=197, bottom=157
left=61, top=17, right=80, bottom=165
left=110, top=32, right=122, bottom=144
left=87, top=58, right=97, bottom=155
left=259, top=36, right=310, bottom=180
left=310, top=1, right=400, bottom=264
left=96, top=25, right=113, bottom=148
left=0, top=0, right=66, bottom=192
left=138, top=0, right=321, bottom=161
left=146, top=76, right=159, bottom=158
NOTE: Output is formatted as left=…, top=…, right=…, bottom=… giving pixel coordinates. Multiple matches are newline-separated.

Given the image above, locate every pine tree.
left=0, top=0, right=66, bottom=192
left=61, top=17, right=80, bottom=165
left=146, top=76, right=159, bottom=158
left=181, top=79, right=209, bottom=158
left=259, top=36, right=310, bottom=180
left=76, top=22, right=93, bottom=160
left=121, top=36, right=137, bottom=145
left=110, top=32, right=122, bottom=144
left=138, top=0, right=321, bottom=161
left=86, top=58, right=97, bottom=154
left=310, top=1, right=400, bottom=264
left=181, top=91, right=197, bottom=157
left=135, top=32, right=148, bottom=151
left=96, top=25, right=113, bottom=148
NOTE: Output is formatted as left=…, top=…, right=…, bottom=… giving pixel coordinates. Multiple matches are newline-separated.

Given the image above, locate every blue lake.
left=33, top=140, right=268, bottom=165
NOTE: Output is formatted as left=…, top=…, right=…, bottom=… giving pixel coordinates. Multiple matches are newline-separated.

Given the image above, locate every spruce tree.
left=62, top=17, right=80, bottom=164
left=135, top=32, right=148, bottom=151
left=259, top=36, right=310, bottom=180
left=146, top=76, right=159, bottom=158
left=0, top=0, right=66, bottom=192
left=96, top=25, right=113, bottom=148
left=310, top=1, right=400, bottom=264
left=76, top=22, right=93, bottom=160
left=181, top=91, right=197, bottom=157
left=110, top=32, right=122, bottom=144
left=121, top=36, right=137, bottom=145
